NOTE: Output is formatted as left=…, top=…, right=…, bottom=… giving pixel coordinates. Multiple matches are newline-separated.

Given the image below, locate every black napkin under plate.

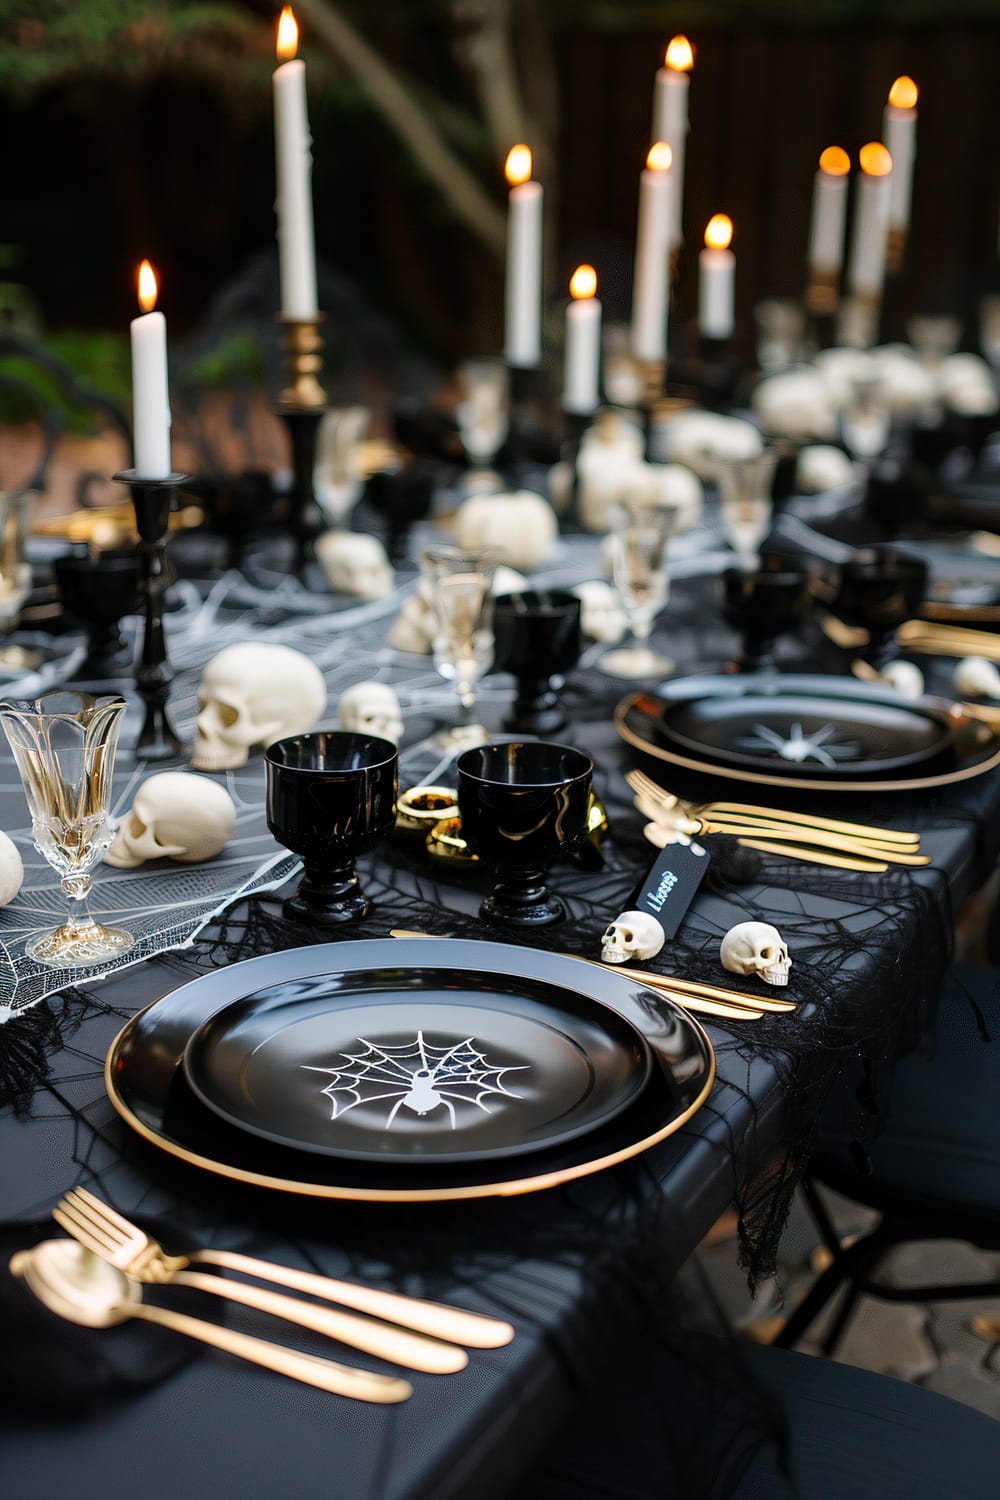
left=0, top=1221, right=224, bottom=1416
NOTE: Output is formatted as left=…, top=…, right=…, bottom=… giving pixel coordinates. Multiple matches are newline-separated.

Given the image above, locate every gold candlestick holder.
left=886, top=225, right=907, bottom=279
left=837, top=291, right=882, bottom=351
left=276, top=315, right=327, bottom=576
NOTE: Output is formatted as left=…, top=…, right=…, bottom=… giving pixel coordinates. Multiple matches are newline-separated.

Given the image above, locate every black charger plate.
left=106, top=939, right=715, bottom=1202
left=183, top=974, right=652, bottom=1165
left=615, top=675, right=1000, bottom=794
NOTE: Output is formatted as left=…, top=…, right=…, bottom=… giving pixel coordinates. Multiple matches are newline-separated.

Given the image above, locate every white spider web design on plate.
left=303, top=1031, right=529, bottom=1132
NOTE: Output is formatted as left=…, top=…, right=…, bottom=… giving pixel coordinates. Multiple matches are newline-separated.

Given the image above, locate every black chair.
left=775, top=963, right=1000, bottom=1356
left=512, top=1341, right=1000, bottom=1499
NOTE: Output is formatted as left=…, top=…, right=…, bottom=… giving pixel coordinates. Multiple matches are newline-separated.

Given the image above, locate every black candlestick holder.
left=561, top=410, right=592, bottom=530
left=277, top=316, right=327, bottom=578
left=113, top=469, right=188, bottom=760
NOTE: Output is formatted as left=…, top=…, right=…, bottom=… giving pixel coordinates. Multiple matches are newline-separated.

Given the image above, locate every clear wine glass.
left=420, top=547, right=498, bottom=741
left=0, top=690, right=133, bottom=968
left=455, top=360, right=509, bottom=488
left=600, top=501, right=676, bottom=679
left=715, top=451, right=779, bottom=567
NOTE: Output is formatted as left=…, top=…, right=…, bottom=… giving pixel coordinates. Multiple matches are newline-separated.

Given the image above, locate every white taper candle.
left=882, top=76, right=918, bottom=232
left=631, top=142, right=673, bottom=363
left=273, top=8, right=318, bottom=320
left=563, top=266, right=602, bottom=414
left=130, top=260, right=171, bottom=479
left=699, top=215, right=735, bottom=339
left=847, top=143, right=894, bottom=296
left=808, top=146, right=851, bottom=273
left=503, top=145, right=543, bottom=368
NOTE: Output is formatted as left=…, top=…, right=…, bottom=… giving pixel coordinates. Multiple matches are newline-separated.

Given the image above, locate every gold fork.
left=626, top=769, right=921, bottom=848
left=631, top=792, right=928, bottom=868
left=56, top=1188, right=513, bottom=1350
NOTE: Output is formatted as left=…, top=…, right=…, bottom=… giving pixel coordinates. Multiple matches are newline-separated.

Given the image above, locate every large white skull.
left=663, top=410, right=765, bottom=476
left=315, top=531, right=394, bottom=598
left=601, top=911, right=665, bottom=965
left=191, top=643, right=327, bottom=771
left=105, top=772, right=236, bottom=868
left=0, top=829, right=24, bottom=906
left=751, top=370, right=837, bottom=442
left=720, top=921, right=792, bottom=987
left=338, top=681, right=403, bottom=745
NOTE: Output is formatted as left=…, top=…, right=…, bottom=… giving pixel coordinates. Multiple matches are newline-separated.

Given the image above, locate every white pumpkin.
left=454, top=490, right=558, bottom=570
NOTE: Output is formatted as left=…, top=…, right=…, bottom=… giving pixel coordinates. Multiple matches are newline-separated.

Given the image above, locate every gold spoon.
left=11, top=1240, right=412, bottom=1404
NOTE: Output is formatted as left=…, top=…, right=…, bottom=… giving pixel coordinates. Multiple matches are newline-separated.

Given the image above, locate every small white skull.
left=601, top=911, right=665, bottom=965
left=0, top=830, right=24, bottom=906
left=105, top=772, right=236, bottom=868
left=572, top=580, right=627, bottom=644
left=338, top=682, right=403, bottom=745
left=315, top=530, right=394, bottom=599
left=191, top=643, right=327, bottom=771
left=955, top=656, right=1000, bottom=700
left=877, top=659, right=924, bottom=700
left=720, top=921, right=792, bottom=987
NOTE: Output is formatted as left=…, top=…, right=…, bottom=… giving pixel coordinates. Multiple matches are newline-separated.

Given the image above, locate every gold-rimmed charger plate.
left=105, top=938, right=715, bottom=1202
left=615, top=689, right=1000, bottom=795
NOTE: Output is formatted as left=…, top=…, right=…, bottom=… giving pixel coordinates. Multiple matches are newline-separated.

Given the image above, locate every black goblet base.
left=283, top=863, right=370, bottom=926
left=501, top=687, right=567, bottom=737
left=480, top=868, right=565, bottom=928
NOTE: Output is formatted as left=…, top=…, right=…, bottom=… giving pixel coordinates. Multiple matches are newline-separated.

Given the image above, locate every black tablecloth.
left=1, top=575, right=997, bottom=1500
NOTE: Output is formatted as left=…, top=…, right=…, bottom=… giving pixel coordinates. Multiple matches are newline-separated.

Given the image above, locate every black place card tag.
left=632, top=838, right=712, bottom=940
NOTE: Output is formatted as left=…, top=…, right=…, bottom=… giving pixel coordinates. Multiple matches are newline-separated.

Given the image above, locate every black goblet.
left=721, top=556, right=812, bottom=672
left=456, top=741, right=593, bottom=928
left=53, top=548, right=142, bottom=681
left=832, top=547, right=929, bottom=669
left=492, top=590, right=582, bottom=735
left=265, top=731, right=398, bottom=925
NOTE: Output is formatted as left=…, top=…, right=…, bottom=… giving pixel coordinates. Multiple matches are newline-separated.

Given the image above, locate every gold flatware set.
left=12, top=1186, right=513, bottom=1404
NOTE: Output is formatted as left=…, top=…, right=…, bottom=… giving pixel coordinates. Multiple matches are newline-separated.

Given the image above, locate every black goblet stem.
left=113, top=469, right=186, bottom=761
left=283, top=860, right=368, bottom=926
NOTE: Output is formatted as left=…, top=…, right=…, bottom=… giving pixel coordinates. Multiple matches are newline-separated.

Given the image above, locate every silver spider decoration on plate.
left=735, top=721, right=860, bottom=767
left=304, top=1031, right=528, bottom=1132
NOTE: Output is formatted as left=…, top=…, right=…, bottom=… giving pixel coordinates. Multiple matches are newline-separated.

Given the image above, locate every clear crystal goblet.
left=600, top=500, right=676, bottom=679
left=420, top=547, right=498, bottom=743
left=716, top=450, right=779, bottom=568
left=0, top=690, right=133, bottom=968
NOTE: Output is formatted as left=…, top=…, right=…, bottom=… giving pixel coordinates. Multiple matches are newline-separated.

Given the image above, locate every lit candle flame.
left=646, top=141, right=673, bottom=172
left=819, top=145, right=851, bottom=176
left=704, top=214, right=733, bottom=252
left=569, top=265, right=597, bottom=300
left=137, top=260, right=158, bottom=313
left=859, top=142, right=893, bottom=177
left=504, top=144, right=533, bottom=187
left=665, top=35, right=694, bottom=71
left=888, top=75, right=918, bottom=109
left=276, top=6, right=298, bottom=61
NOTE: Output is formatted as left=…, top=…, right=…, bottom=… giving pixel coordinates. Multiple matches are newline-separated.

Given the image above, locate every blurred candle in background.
left=631, top=142, right=673, bottom=363
left=883, top=76, right=918, bottom=270
left=130, top=260, right=171, bottom=479
left=652, top=35, right=694, bottom=253
left=504, top=145, right=543, bottom=368
left=563, top=265, right=602, bottom=414
left=808, top=146, right=851, bottom=277
left=847, top=142, right=894, bottom=297
left=273, top=7, right=318, bottom=319
left=699, top=215, right=735, bottom=339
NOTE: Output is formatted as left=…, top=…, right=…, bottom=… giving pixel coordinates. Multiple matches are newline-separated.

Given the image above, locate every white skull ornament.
left=0, top=829, right=24, bottom=906
left=338, top=682, right=403, bottom=745
left=720, top=921, right=792, bottom=987
left=191, top=643, right=327, bottom=771
left=105, top=773, right=236, bottom=868
left=601, top=911, right=665, bottom=965
left=315, top=531, right=394, bottom=599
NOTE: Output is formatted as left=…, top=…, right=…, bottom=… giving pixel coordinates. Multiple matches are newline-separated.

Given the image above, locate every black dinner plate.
left=105, top=939, right=715, bottom=1202
left=615, top=675, right=1000, bottom=794
left=183, top=974, right=652, bottom=1165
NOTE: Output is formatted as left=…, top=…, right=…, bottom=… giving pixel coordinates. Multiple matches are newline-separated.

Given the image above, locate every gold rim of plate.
left=614, top=693, right=1000, bottom=795
left=103, top=1008, right=716, bottom=1203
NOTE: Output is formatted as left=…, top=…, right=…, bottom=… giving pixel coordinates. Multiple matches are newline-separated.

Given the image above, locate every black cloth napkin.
left=0, top=1221, right=223, bottom=1416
